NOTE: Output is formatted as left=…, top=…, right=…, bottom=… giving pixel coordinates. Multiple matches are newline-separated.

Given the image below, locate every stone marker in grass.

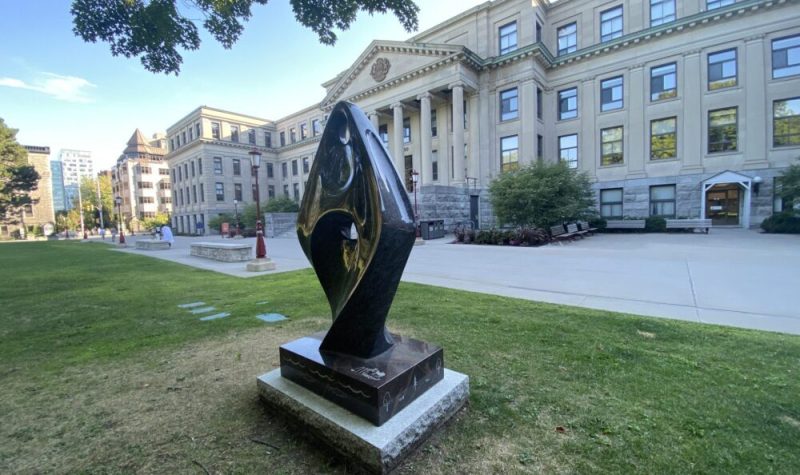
left=256, top=313, right=287, bottom=323
left=189, top=306, right=215, bottom=314
left=177, top=302, right=205, bottom=309
left=199, top=312, right=230, bottom=321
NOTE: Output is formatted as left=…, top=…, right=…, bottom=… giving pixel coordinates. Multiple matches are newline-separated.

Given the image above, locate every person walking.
left=111, top=227, right=117, bottom=243
left=99, top=227, right=106, bottom=240
left=160, top=224, right=174, bottom=248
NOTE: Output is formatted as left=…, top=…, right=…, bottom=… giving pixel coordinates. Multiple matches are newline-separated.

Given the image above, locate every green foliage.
left=0, top=118, right=39, bottom=216
left=589, top=217, right=608, bottom=230
left=777, top=163, right=800, bottom=209
left=761, top=212, right=800, bottom=234
left=264, top=196, right=300, bottom=213
left=489, top=161, right=595, bottom=229
left=74, top=175, right=114, bottom=228
left=208, top=213, right=234, bottom=231
left=142, top=212, right=171, bottom=231
left=71, top=0, right=419, bottom=75
left=645, top=216, right=667, bottom=232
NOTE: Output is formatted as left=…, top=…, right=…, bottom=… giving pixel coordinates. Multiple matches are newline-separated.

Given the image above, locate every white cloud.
left=0, top=73, right=96, bottom=103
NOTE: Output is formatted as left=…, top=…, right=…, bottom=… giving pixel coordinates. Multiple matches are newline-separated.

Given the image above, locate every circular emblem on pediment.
left=370, top=57, right=391, bottom=82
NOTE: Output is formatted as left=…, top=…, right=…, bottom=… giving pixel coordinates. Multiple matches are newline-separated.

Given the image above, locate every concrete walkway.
left=106, top=229, right=800, bottom=335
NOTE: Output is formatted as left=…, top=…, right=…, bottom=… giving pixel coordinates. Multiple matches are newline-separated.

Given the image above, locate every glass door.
left=706, top=184, right=740, bottom=225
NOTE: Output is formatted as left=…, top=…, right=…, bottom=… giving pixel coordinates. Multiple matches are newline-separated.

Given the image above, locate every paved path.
left=107, top=229, right=800, bottom=335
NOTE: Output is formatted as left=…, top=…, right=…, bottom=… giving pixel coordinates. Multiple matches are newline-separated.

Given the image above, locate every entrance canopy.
left=700, top=170, right=756, bottom=227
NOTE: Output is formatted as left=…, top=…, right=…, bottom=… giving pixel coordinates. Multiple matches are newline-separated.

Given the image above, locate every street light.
left=115, top=196, right=126, bottom=245
left=233, top=199, right=240, bottom=237
left=246, top=149, right=275, bottom=271
left=411, top=169, right=424, bottom=245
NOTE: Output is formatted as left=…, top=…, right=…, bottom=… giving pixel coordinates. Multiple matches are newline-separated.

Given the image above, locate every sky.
left=0, top=0, right=487, bottom=171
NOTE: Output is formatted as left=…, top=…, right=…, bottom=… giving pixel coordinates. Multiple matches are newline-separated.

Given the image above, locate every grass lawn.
left=1, top=241, right=799, bottom=474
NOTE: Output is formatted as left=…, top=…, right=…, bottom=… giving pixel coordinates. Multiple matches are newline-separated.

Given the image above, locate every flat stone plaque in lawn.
left=189, top=306, right=216, bottom=314
left=257, top=313, right=287, bottom=323
left=177, top=302, right=205, bottom=309
left=200, top=312, right=230, bottom=321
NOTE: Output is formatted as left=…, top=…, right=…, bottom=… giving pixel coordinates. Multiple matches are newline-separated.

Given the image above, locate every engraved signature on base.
left=350, top=366, right=386, bottom=381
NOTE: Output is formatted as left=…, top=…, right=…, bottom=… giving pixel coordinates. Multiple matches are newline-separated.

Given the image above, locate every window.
left=403, top=117, right=411, bottom=143
left=267, top=185, right=275, bottom=199
left=196, top=123, right=201, bottom=138
left=265, top=131, right=272, bottom=148
left=250, top=183, right=257, bottom=201
left=537, top=88, right=543, bottom=119
left=170, top=138, right=174, bottom=151
left=211, top=122, right=220, bottom=140
left=500, top=88, right=519, bottom=121
left=499, top=22, right=517, bottom=55
left=379, top=124, right=388, bottom=144
left=290, top=128, right=297, bottom=143
left=431, top=109, right=437, bottom=137
left=558, top=88, right=577, bottom=120
left=192, top=185, right=197, bottom=203
left=432, top=150, right=438, bottom=181
left=189, top=127, right=193, bottom=141
left=198, top=158, right=203, bottom=175
left=280, top=131, right=286, bottom=146
left=159, top=181, right=171, bottom=190
left=214, top=157, right=223, bottom=175
left=772, top=35, right=800, bottom=78
left=230, top=125, right=239, bottom=142
left=248, top=129, right=256, bottom=144
left=600, top=189, right=623, bottom=218
left=267, top=162, right=274, bottom=178
left=774, top=98, right=800, bottom=147
left=650, top=0, right=675, bottom=26
left=283, top=184, right=289, bottom=197
left=601, top=76, right=624, bottom=111
left=500, top=135, right=519, bottom=172
left=300, top=123, right=307, bottom=140
left=303, top=157, right=310, bottom=174
left=281, top=162, right=288, bottom=178
left=650, top=117, right=678, bottom=160
left=233, top=159, right=241, bottom=176
left=557, top=23, right=577, bottom=55
left=537, top=135, right=544, bottom=162
left=708, top=49, right=737, bottom=90
left=293, top=183, right=300, bottom=201
left=559, top=134, right=578, bottom=168
left=650, top=185, right=676, bottom=217
left=234, top=183, right=243, bottom=201
left=159, top=168, right=170, bottom=175
left=536, top=22, right=542, bottom=43
left=651, top=63, right=677, bottom=101
left=708, top=107, right=738, bottom=152
left=312, top=119, right=321, bottom=136
left=600, top=6, right=623, bottom=42
left=215, top=183, right=224, bottom=201
left=139, top=166, right=152, bottom=174
left=707, top=0, right=734, bottom=10
left=182, top=131, right=186, bottom=145
left=162, top=197, right=172, bottom=204
left=200, top=183, right=204, bottom=202
left=179, top=189, right=184, bottom=206
left=183, top=163, right=188, bottom=180
left=138, top=196, right=155, bottom=204
left=137, top=181, right=153, bottom=189
left=292, top=160, right=298, bottom=176
left=601, top=126, right=624, bottom=165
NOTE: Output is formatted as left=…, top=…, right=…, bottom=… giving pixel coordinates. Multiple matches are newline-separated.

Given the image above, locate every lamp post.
left=246, top=149, right=275, bottom=271
left=115, top=196, right=126, bottom=245
left=233, top=199, right=240, bottom=237
left=411, top=169, right=424, bottom=245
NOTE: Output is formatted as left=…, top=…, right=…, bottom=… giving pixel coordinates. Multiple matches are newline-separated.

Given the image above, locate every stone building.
left=111, top=130, right=171, bottom=231
left=0, top=145, right=55, bottom=238
left=165, top=0, right=800, bottom=231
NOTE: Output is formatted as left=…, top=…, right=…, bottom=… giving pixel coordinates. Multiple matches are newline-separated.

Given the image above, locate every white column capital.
left=448, top=82, right=464, bottom=91
left=391, top=102, right=404, bottom=110
left=416, top=92, right=432, bottom=101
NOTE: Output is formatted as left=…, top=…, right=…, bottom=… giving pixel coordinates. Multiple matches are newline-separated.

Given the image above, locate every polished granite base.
left=257, top=368, right=469, bottom=474
left=279, top=332, right=443, bottom=426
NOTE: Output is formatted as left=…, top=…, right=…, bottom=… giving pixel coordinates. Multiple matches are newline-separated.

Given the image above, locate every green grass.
left=1, top=241, right=799, bottom=474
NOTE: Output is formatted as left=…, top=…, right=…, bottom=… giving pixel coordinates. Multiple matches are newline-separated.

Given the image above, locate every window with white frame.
left=650, top=0, right=675, bottom=26
left=557, top=22, right=577, bottom=55
left=558, top=88, right=577, bottom=120
left=650, top=185, right=676, bottom=217
left=500, top=88, right=519, bottom=121
left=708, top=49, right=737, bottom=90
left=651, top=63, right=677, bottom=101
left=601, top=126, right=624, bottom=165
left=211, top=122, right=220, bottom=140
left=708, top=107, right=738, bottom=153
left=773, top=97, right=800, bottom=147
left=500, top=135, right=519, bottom=172
left=499, top=22, right=517, bottom=55
left=600, top=188, right=623, bottom=218
left=601, top=76, right=624, bottom=111
left=559, top=134, right=578, bottom=169
left=772, top=35, right=800, bottom=79
left=600, top=6, right=623, bottom=42
left=650, top=117, right=678, bottom=160
left=213, top=157, right=223, bottom=175
left=215, top=182, right=224, bottom=201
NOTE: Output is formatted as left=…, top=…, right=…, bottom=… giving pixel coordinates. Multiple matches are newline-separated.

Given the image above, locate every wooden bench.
left=550, top=224, right=580, bottom=243
left=605, top=220, right=645, bottom=230
left=565, top=222, right=588, bottom=238
left=190, top=242, right=252, bottom=262
left=578, top=220, right=598, bottom=235
left=135, top=239, right=170, bottom=250
left=666, top=219, right=712, bottom=234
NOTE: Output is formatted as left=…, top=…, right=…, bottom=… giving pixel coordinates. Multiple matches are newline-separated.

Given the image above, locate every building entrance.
left=706, top=184, right=741, bottom=226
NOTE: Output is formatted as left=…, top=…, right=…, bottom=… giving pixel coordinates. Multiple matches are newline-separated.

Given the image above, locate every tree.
left=142, top=212, right=171, bottom=230
left=77, top=175, right=114, bottom=228
left=264, top=196, right=299, bottom=213
left=71, top=0, right=420, bottom=75
left=0, top=118, right=39, bottom=218
left=777, top=162, right=800, bottom=211
left=489, top=161, right=596, bottom=229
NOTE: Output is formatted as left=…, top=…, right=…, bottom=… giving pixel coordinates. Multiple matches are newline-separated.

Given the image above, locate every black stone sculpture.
left=296, top=101, right=416, bottom=359
left=282, top=101, right=444, bottom=426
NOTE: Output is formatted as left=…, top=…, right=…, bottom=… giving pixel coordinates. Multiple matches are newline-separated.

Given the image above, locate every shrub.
left=265, top=197, right=299, bottom=213
left=208, top=213, right=233, bottom=231
left=645, top=216, right=667, bottom=232
left=489, top=161, right=595, bottom=229
left=589, top=217, right=607, bottom=231
left=761, top=212, right=800, bottom=234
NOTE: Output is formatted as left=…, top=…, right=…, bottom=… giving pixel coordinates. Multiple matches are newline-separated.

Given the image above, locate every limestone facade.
left=165, top=0, right=800, bottom=232
left=0, top=145, right=55, bottom=238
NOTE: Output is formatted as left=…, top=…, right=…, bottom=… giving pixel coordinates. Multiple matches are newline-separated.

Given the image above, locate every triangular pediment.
left=321, top=40, right=477, bottom=107
left=703, top=170, right=754, bottom=186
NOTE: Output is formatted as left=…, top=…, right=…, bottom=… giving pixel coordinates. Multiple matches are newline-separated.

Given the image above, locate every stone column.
left=627, top=65, right=646, bottom=178
left=580, top=77, right=597, bottom=179
left=418, top=93, right=433, bottom=185
left=744, top=35, right=769, bottom=169
left=391, top=103, right=404, bottom=176
left=520, top=79, right=536, bottom=165
left=369, top=111, right=380, bottom=131
left=681, top=51, right=704, bottom=174
left=451, top=83, right=465, bottom=184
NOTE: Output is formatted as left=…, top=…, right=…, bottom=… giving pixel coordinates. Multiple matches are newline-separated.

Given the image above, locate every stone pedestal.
left=135, top=239, right=170, bottom=250
left=414, top=237, right=425, bottom=246
left=258, top=368, right=468, bottom=474
left=246, top=257, right=276, bottom=272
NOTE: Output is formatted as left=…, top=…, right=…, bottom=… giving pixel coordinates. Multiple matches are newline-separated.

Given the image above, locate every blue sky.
left=1, top=0, right=484, bottom=170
